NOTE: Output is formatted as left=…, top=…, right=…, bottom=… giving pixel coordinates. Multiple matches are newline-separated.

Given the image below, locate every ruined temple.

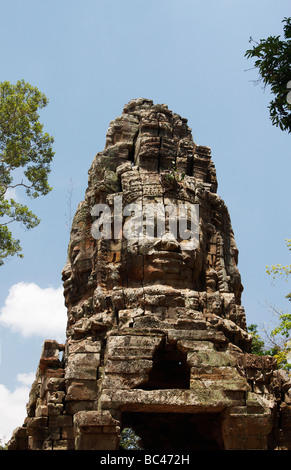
left=8, top=98, right=291, bottom=450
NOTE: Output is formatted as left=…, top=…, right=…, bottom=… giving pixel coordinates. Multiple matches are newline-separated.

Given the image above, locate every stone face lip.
left=7, top=99, right=291, bottom=451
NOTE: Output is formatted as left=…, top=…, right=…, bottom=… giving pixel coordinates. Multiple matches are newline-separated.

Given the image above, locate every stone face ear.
left=7, top=99, right=291, bottom=451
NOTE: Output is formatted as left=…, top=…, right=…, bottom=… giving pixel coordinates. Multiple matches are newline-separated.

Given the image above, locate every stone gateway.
left=8, top=99, right=291, bottom=450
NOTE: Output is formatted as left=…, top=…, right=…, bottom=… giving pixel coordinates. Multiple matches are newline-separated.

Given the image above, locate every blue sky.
left=0, top=0, right=290, bottom=442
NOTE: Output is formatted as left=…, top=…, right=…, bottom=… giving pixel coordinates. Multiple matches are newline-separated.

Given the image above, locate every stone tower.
left=8, top=99, right=291, bottom=450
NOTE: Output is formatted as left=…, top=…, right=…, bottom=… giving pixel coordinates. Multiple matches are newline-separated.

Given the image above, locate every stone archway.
left=121, top=411, right=225, bottom=450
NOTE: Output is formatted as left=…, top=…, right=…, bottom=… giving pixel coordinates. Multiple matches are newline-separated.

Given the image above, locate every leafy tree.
left=0, top=437, right=7, bottom=450
left=266, top=239, right=291, bottom=284
left=263, top=239, right=291, bottom=370
left=248, top=323, right=279, bottom=357
left=245, top=17, right=291, bottom=132
left=248, top=324, right=268, bottom=356
left=0, top=80, right=54, bottom=265
left=120, top=427, right=143, bottom=450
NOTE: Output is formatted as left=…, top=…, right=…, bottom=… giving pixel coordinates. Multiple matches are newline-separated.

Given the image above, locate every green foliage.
left=248, top=323, right=291, bottom=371
left=248, top=324, right=267, bottom=356
left=163, top=160, right=186, bottom=186
left=271, top=312, right=291, bottom=338
left=0, top=437, right=7, bottom=450
left=272, top=344, right=291, bottom=370
left=245, top=17, right=291, bottom=133
left=0, top=79, right=54, bottom=265
left=248, top=324, right=279, bottom=356
left=120, top=427, right=143, bottom=450
left=262, top=239, right=291, bottom=370
left=267, top=308, right=291, bottom=370
left=266, top=239, right=291, bottom=307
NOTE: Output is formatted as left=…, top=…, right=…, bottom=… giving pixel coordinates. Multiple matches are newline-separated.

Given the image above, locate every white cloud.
left=5, top=187, right=19, bottom=201
left=16, top=372, right=36, bottom=387
left=0, top=282, right=67, bottom=341
left=0, top=283, right=67, bottom=445
left=0, top=373, right=34, bottom=443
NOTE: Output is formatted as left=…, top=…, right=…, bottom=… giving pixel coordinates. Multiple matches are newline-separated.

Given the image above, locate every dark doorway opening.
left=139, top=341, right=190, bottom=390
left=121, top=412, right=224, bottom=450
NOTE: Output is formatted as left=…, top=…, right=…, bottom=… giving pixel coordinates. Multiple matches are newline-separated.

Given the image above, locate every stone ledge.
left=100, top=388, right=239, bottom=413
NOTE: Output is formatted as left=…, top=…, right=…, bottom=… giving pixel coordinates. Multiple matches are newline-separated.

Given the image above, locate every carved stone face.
left=63, top=172, right=202, bottom=306
left=62, top=201, right=95, bottom=310
left=62, top=99, right=244, bottom=336
left=123, top=201, right=201, bottom=290
left=64, top=202, right=199, bottom=296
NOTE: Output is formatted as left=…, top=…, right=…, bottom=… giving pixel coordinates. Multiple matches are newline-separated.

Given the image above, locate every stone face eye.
left=71, top=249, right=80, bottom=262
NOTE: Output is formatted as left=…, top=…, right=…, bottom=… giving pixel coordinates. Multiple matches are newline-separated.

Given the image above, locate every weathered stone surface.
left=8, top=98, right=291, bottom=451
left=100, top=388, right=240, bottom=413
left=74, top=411, right=120, bottom=450
left=66, top=380, right=98, bottom=401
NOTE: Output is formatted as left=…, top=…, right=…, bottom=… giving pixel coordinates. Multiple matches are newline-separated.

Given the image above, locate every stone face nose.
left=153, top=237, right=181, bottom=252
left=7, top=99, right=291, bottom=451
